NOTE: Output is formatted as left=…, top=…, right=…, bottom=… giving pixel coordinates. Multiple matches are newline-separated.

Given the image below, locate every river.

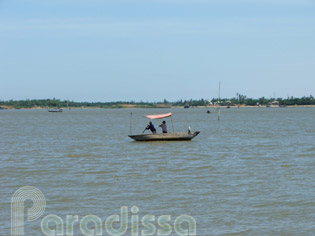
left=0, top=107, right=314, bottom=235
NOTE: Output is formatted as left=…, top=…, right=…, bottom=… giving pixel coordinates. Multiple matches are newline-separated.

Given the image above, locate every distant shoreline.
left=1, top=104, right=315, bottom=110
left=1, top=96, right=314, bottom=109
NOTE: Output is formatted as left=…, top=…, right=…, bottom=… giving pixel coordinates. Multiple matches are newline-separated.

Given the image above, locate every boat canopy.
left=145, top=112, right=172, bottom=119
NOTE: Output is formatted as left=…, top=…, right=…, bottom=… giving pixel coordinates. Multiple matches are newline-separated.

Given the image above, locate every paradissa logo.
left=11, top=186, right=196, bottom=236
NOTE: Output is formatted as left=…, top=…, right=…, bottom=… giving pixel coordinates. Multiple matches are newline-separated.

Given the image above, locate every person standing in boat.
left=145, top=122, right=156, bottom=134
left=159, top=120, right=167, bottom=133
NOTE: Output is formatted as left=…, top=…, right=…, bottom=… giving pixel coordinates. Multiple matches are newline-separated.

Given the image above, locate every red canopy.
left=145, top=112, right=173, bottom=119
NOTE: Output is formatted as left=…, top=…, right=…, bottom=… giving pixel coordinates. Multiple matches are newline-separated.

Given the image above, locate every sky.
left=0, top=0, right=314, bottom=102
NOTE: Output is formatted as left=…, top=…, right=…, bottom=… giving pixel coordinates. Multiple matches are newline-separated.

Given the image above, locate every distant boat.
left=48, top=108, right=63, bottom=112
left=128, top=112, right=200, bottom=141
left=184, top=105, right=190, bottom=109
left=226, top=100, right=231, bottom=108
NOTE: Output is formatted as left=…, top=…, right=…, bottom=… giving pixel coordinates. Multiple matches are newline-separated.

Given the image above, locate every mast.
left=130, top=112, right=133, bottom=134
left=170, top=115, right=175, bottom=133
left=218, top=82, right=221, bottom=121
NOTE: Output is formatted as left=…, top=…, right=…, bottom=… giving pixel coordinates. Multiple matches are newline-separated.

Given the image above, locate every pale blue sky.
left=0, top=0, right=314, bottom=101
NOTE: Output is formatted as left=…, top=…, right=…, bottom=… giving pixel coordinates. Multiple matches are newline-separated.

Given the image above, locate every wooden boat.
left=129, top=131, right=200, bottom=141
left=128, top=112, right=200, bottom=141
left=48, top=108, right=63, bottom=112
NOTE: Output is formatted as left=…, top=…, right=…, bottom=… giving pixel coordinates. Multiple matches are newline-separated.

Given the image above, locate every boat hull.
left=128, top=132, right=200, bottom=141
left=48, top=108, right=63, bottom=112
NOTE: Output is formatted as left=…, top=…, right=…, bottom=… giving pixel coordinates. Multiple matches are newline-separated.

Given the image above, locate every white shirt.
left=160, top=123, right=167, bottom=133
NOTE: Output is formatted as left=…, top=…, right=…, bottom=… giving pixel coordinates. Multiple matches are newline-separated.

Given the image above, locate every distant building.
left=267, top=100, right=280, bottom=107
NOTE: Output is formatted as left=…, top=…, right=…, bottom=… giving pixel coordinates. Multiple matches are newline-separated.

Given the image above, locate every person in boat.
left=145, top=122, right=156, bottom=134
left=159, top=120, right=167, bottom=133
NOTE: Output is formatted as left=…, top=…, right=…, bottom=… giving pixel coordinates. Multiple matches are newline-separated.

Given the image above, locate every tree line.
left=0, top=95, right=314, bottom=108
left=0, top=99, right=160, bottom=109
left=171, top=95, right=315, bottom=106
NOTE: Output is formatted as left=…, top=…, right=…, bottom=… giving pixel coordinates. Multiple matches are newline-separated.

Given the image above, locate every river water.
left=0, top=108, right=314, bottom=235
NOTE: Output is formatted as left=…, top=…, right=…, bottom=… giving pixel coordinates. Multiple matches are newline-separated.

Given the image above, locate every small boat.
left=128, top=112, right=200, bottom=141
left=48, top=108, right=63, bottom=112
left=129, top=131, right=200, bottom=141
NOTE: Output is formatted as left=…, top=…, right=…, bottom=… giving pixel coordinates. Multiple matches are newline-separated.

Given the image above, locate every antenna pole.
left=218, top=82, right=221, bottom=121
left=130, top=112, right=133, bottom=134
left=170, top=116, right=174, bottom=133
